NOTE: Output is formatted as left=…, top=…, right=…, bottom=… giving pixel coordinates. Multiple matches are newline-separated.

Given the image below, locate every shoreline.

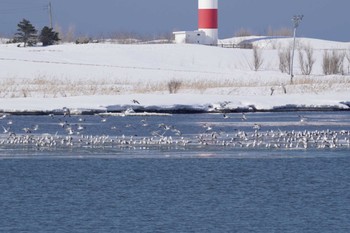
left=1, top=105, right=349, bottom=116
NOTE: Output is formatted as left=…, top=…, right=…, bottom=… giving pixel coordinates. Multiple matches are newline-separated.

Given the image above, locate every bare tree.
left=234, top=28, right=254, bottom=37
left=266, top=26, right=293, bottom=37
left=252, top=46, right=264, bottom=71
left=322, top=50, right=345, bottom=75
left=57, top=25, right=76, bottom=43
left=298, top=45, right=315, bottom=75
left=168, top=80, right=182, bottom=94
left=278, top=47, right=292, bottom=74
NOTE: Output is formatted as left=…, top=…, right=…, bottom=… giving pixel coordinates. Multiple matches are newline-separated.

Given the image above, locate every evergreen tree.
left=39, top=26, right=60, bottom=46
left=15, top=19, right=37, bottom=47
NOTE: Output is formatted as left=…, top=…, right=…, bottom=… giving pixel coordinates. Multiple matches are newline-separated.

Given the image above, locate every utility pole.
left=290, top=15, right=303, bottom=84
left=48, top=1, right=53, bottom=28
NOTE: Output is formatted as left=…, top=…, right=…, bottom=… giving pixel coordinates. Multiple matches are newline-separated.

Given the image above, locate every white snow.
left=0, top=36, right=349, bottom=114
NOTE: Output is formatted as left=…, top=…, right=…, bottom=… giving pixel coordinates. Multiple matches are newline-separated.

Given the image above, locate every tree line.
left=11, top=18, right=60, bottom=47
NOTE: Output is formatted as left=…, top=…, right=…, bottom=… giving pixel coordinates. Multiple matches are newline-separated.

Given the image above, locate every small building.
left=173, top=31, right=206, bottom=44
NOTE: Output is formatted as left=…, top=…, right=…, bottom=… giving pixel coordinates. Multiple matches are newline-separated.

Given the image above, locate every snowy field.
left=0, top=36, right=349, bottom=114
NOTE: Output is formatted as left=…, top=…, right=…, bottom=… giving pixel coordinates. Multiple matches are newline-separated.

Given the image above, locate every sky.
left=0, top=0, right=349, bottom=42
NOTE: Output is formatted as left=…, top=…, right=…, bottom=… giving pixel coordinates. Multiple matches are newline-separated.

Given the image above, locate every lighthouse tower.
left=198, top=0, right=218, bottom=45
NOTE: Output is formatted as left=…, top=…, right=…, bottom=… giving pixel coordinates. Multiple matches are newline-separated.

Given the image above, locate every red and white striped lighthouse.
left=198, top=0, right=218, bottom=45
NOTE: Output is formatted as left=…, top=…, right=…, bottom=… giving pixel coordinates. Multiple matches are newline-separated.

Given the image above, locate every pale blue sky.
left=0, top=0, right=349, bottom=41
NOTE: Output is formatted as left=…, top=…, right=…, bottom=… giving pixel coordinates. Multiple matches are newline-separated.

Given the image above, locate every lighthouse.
left=173, top=0, right=218, bottom=45
left=198, top=0, right=218, bottom=45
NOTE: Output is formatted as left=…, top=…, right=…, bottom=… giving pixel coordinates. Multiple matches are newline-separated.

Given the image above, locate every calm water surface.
left=0, top=112, right=350, bottom=232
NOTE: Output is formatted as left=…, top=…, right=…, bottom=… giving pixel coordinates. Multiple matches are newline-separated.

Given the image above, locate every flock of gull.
left=1, top=108, right=350, bottom=152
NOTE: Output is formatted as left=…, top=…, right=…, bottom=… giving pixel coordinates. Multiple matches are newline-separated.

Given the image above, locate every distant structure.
left=173, top=31, right=206, bottom=44
left=173, top=0, right=218, bottom=45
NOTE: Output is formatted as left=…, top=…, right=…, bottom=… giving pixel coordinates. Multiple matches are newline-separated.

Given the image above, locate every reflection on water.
left=1, top=111, right=350, bottom=158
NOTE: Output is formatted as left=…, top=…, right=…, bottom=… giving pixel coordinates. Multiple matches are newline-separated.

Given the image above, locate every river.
left=0, top=112, right=349, bottom=232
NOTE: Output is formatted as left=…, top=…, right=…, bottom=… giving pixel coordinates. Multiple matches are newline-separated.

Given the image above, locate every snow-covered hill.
left=0, top=37, right=349, bottom=113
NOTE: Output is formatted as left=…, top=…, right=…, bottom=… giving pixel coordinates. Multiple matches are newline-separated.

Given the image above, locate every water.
left=1, top=112, right=350, bottom=232
left=1, top=157, right=350, bottom=232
